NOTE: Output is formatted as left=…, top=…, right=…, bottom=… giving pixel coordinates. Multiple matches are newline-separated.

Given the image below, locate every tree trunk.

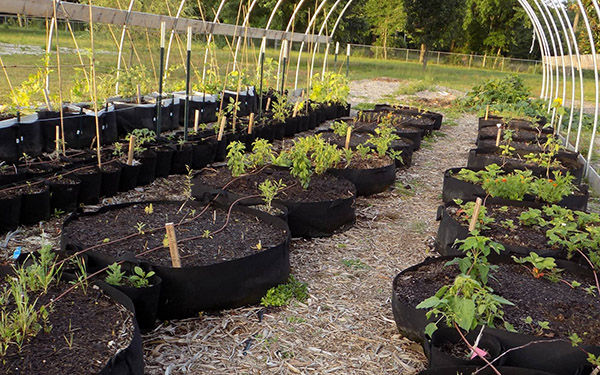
left=419, top=43, right=426, bottom=63
left=573, top=9, right=580, bottom=33
left=383, top=31, right=388, bottom=60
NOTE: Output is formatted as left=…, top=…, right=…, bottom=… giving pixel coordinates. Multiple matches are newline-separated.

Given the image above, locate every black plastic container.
left=75, top=167, right=102, bottom=205
left=20, top=183, right=51, bottom=225
left=136, top=150, right=157, bottom=186
left=119, top=164, right=141, bottom=192
left=100, top=162, right=123, bottom=198
left=48, top=176, right=81, bottom=213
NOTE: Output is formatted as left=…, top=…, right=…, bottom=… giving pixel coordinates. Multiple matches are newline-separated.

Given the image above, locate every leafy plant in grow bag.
left=247, top=139, right=276, bottom=168
left=530, top=171, right=575, bottom=203
left=5, top=57, right=50, bottom=115
left=226, top=97, right=241, bottom=119
left=460, top=75, right=530, bottom=107
left=258, top=179, right=286, bottom=214
left=226, top=141, right=247, bottom=177
left=417, top=234, right=512, bottom=335
left=498, top=129, right=516, bottom=164
left=454, top=199, right=495, bottom=231
left=310, top=72, right=349, bottom=104
left=332, top=120, right=352, bottom=137
left=261, top=275, right=308, bottom=307
left=105, top=263, right=156, bottom=288
left=512, top=252, right=560, bottom=280
left=272, top=92, right=291, bottom=122
left=368, top=123, right=403, bottom=162
left=126, top=128, right=157, bottom=156
left=524, top=136, right=563, bottom=174
left=482, top=170, right=533, bottom=201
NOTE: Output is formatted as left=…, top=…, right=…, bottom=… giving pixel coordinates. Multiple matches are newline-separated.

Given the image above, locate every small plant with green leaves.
left=226, top=141, right=247, bottom=177
left=530, top=171, right=575, bottom=203
left=368, top=123, right=400, bottom=158
left=247, top=139, right=275, bottom=168
left=260, top=275, right=308, bottom=307
left=418, top=234, right=512, bottom=337
left=258, top=179, right=286, bottom=214
left=522, top=316, right=550, bottom=336
left=454, top=200, right=495, bottom=231
left=128, top=266, right=155, bottom=288
left=125, top=128, right=156, bottom=156
left=113, top=142, right=124, bottom=158
left=498, top=129, right=516, bottom=163
left=272, top=92, right=291, bottom=122
left=331, top=120, right=351, bottom=137
left=105, top=263, right=126, bottom=286
left=105, top=263, right=155, bottom=288
left=225, top=97, right=241, bottom=119
left=512, top=252, right=560, bottom=280
left=135, top=222, right=146, bottom=234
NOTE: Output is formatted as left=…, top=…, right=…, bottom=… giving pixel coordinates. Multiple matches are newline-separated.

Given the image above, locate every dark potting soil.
left=0, top=281, right=134, bottom=375
left=198, top=167, right=355, bottom=202
left=319, top=131, right=412, bottom=150
left=64, top=202, right=288, bottom=267
left=448, top=205, right=559, bottom=252
left=337, top=153, right=394, bottom=169
left=394, top=260, right=600, bottom=344
left=17, top=182, right=47, bottom=195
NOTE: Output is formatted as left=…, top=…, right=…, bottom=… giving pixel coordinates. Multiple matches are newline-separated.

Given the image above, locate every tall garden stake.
left=157, top=22, right=166, bottom=136
left=88, top=0, right=102, bottom=169
left=53, top=0, right=65, bottom=155
left=346, top=44, right=350, bottom=78
left=280, top=40, right=288, bottom=95
left=184, top=26, right=192, bottom=142
left=258, top=37, right=266, bottom=119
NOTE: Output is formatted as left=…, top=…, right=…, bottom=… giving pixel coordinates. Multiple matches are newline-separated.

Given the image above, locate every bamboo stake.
left=495, top=124, right=502, bottom=147
left=292, top=101, right=300, bottom=117
left=88, top=0, right=102, bottom=169
left=165, top=223, right=181, bottom=268
left=136, top=84, right=141, bottom=104
left=59, top=1, right=90, bottom=85
left=248, top=112, right=254, bottom=134
left=194, top=110, right=200, bottom=133
left=55, top=126, right=60, bottom=153
left=468, top=198, right=483, bottom=232
left=0, top=56, right=16, bottom=101
left=144, top=30, right=158, bottom=88
left=127, top=135, right=135, bottom=166
left=345, top=126, right=352, bottom=149
left=54, top=6, right=67, bottom=156
left=217, top=116, right=226, bottom=141
left=485, top=105, right=490, bottom=120
left=266, top=97, right=271, bottom=111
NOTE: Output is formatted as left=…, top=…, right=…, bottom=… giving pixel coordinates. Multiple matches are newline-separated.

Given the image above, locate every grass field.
left=0, top=23, right=597, bottom=106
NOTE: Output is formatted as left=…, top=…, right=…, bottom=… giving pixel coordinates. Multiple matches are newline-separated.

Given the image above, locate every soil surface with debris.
left=1, top=79, right=478, bottom=374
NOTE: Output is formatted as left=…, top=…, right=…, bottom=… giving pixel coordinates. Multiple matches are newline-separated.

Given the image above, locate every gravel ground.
left=1, top=79, right=479, bottom=374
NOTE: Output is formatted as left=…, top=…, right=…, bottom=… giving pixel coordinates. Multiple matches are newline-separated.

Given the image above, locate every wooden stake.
left=88, top=0, right=102, bottom=169
left=495, top=124, right=502, bottom=147
left=248, top=112, right=255, bottom=134
left=468, top=198, right=483, bottom=232
left=292, top=102, right=300, bottom=118
left=345, top=126, right=352, bottom=149
left=194, top=110, right=200, bottom=133
left=136, top=84, right=141, bottom=104
left=485, top=105, right=490, bottom=120
left=265, top=97, right=271, bottom=111
left=165, top=223, right=181, bottom=268
left=55, top=126, right=60, bottom=153
left=127, top=135, right=135, bottom=166
left=217, top=116, right=226, bottom=141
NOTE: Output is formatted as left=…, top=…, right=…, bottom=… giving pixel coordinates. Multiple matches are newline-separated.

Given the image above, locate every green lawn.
left=0, top=23, right=597, bottom=106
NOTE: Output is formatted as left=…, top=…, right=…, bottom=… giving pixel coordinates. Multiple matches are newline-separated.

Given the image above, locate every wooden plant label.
left=217, top=116, right=226, bottom=141
left=265, top=97, right=271, bottom=111
left=55, top=126, right=60, bottom=153
left=127, top=135, right=136, bottom=166
left=165, top=223, right=181, bottom=268
left=468, top=197, right=483, bottom=232
left=136, top=84, right=141, bottom=104
left=495, top=124, right=502, bottom=147
left=345, top=126, right=352, bottom=149
left=194, top=110, right=200, bottom=133
left=292, top=102, right=300, bottom=118
left=485, top=105, right=490, bottom=120
left=248, top=112, right=255, bottom=134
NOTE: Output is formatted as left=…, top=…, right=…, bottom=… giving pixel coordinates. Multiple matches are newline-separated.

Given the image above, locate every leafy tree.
left=462, top=0, right=530, bottom=57
left=401, top=0, right=465, bottom=69
left=364, top=0, right=406, bottom=56
left=572, top=0, right=600, bottom=54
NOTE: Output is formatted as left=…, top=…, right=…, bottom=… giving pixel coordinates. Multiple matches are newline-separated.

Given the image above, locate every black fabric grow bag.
left=466, top=149, right=584, bottom=185
left=75, top=167, right=102, bottom=205
left=192, top=172, right=357, bottom=238
left=0, top=191, right=21, bottom=233
left=393, top=256, right=600, bottom=375
left=154, top=146, right=174, bottom=178
left=425, top=327, right=505, bottom=367
left=95, top=281, right=145, bottom=375
left=171, top=144, right=194, bottom=174
left=0, top=114, right=42, bottom=162
left=374, top=104, right=443, bottom=130
left=136, top=150, right=157, bottom=186
left=61, top=201, right=291, bottom=320
left=442, top=167, right=589, bottom=211
left=479, top=116, right=551, bottom=132
left=20, top=183, right=50, bottom=225
left=435, top=201, right=567, bottom=258
left=101, top=162, right=123, bottom=198
left=119, top=164, right=140, bottom=192
left=191, top=139, right=217, bottom=170
left=328, top=161, right=396, bottom=196
left=113, top=102, right=155, bottom=135
left=49, top=177, right=81, bottom=213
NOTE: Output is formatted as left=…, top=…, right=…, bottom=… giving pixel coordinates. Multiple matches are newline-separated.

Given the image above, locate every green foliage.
left=125, top=128, right=156, bottom=155
left=105, top=263, right=126, bottom=286
left=418, top=233, right=512, bottom=336
left=260, top=276, right=308, bottom=307
left=258, top=179, right=286, bottom=213
left=272, top=92, right=291, bottom=122
left=284, top=135, right=343, bottom=189
left=226, top=141, right=247, bottom=177
left=455, top=200, right=495, bottom=231
left=460, top=74, right=530, bottom=107
left=310, top=72, right=349, bottom=104
left=512, top=252, right=559, bottom=279
left=368, top=123, right=400, bottom=158
left=248, top=139, right=275, bottom=168
left=331, top=120, right=352, bottom=137
left=105, top=263, right=155, bottom=288
left=128, top=267, right=155, bottom=288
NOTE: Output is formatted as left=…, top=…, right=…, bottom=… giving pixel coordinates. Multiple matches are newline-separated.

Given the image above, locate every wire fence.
left=348, top=44, right=543, bottom=74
